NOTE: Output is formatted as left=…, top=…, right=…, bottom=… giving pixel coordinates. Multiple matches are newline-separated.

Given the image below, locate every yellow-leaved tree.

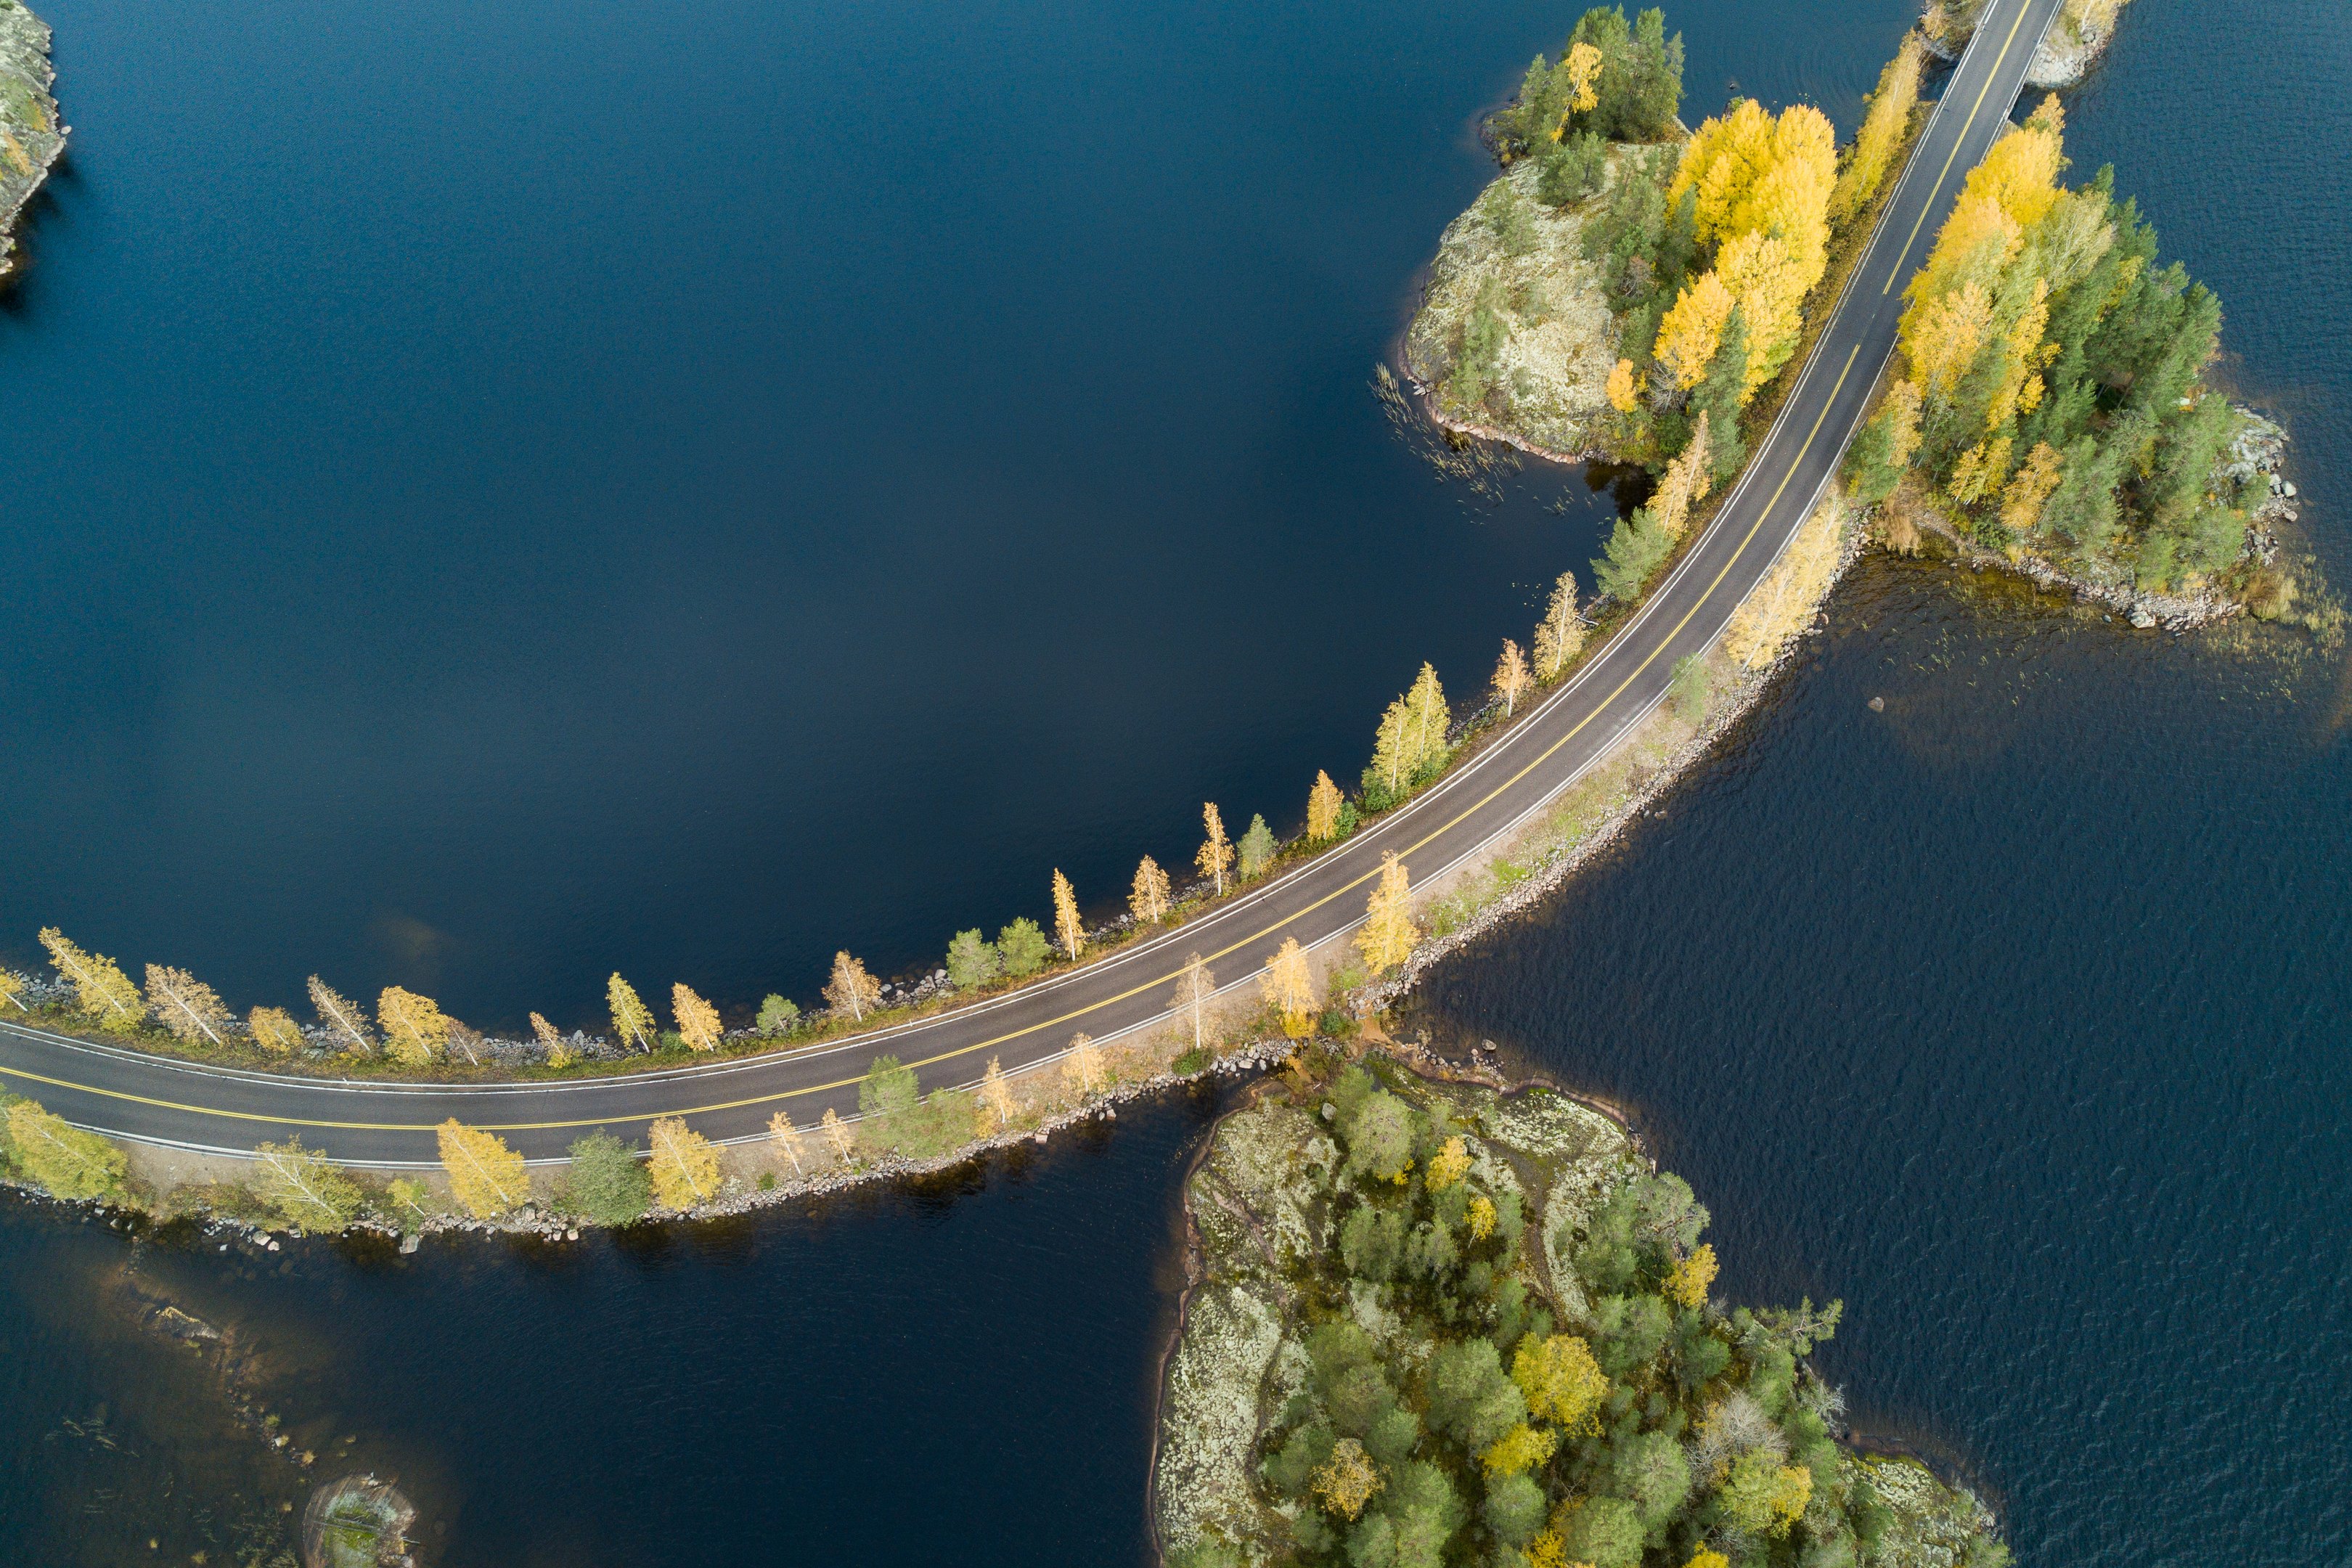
left=1051, top=870, right=1085, bottom=960
left=1307, top=770, right=1344, bottom=843
left=2000, top=441, right=2065, bottom=532
left=1606, top=356, right=1640, bottom=412
left=248, top=1006, right=304, bottom=1055
left=823, top=951, right=881, bottom=1022
left=1258, top=937, right=1317, bottom=1037
left=308, top=975, right=374, bottom=1055
left=1532, top=571, right=1584, bottom=679
left=1655, top=271, right=1736, bottom=390
left=1665, top=1241, right=1720, bottom=1307
left=1063, top=1032, right=1106, bottom=1097
left=1312, top=1438, right=1384, bottom=1521
left=1511, top=1333, right=1609, bottom=1434
left=1561, top=39, right=1603, bottom=118
left=144, top=965, right=230, bottom=1047
left=647, top=1116, right=721, bottom=1209
left=607, top=973, right=657, bottom=1053
left=6, top=1100, right=126, bottom=1199
left=1426, top=1135, right=1472, bottom=1192
left=1647, top=412, right=1713, bottom=539
left=1492, top=639, right=1532, bottom=717
left=1723, top=494, right=1846, bottom=670
left=252, top=1137, right=362, bottom=1230
left=1196, top=803, right=1236, bottom=896
left=38, top=928, right=144, bottom=1033
left=820, top=1106, right=853, bottom=1161
left=768, top=1110, right=805, bottom=1175
left=1355, top=852, right=1418, bottom=973
left=1831, top=33, right=1924, bottom=224
left=0, top=968, right=23, bottom=1013
left=377, top=987, right=449, bottom=1067
left=979, top=1056, right=1017, bottom=1127
left=1169, top=953, right=1216, bottom=1055
left=1482, top=1423, right=1559, bottom=1477
left=530, top=1010, right=576, bottom=1068
left=1129, top=855, right=1172, bottom=924
left=671, top=983, right=723, bottom=1053
left=436, top=1119, right=527, bottom=1218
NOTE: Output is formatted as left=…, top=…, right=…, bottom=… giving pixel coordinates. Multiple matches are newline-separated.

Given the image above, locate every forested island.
left=1154, top=1053, right=2005, bottom=1568
left=1407, top=6, right=2311, bottom=627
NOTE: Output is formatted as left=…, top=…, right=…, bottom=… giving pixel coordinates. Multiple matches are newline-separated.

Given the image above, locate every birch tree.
left=1051, top=870, right=1085, bottom=961
left=1169, top=953, right=1216, bottom=1054
left=1493, top=639, right=1533, bottom=716
left=1368, top=695, right=1417, bottom=799
left=144, top=965, right=230, bottom=1047
left=248, top=1006, right=304, bottom=1055
left=1197, top=803, right=1236, bottom=896
left=436, top=1119, right=527, bottom=1217
left=252, top=1137, right=363, bottom=1229
left=1063, top=1032, right=1106, bottom=1097
left=5, top=1100, right=126, bottom=1199
left=647, top=1116, right=721, bottom=1209
left=608, top=973, right=657, bottom=1053
left=1355, top=852, right=1420, bottom=973
left=1532, top=571, right=1585, bottom=679
left=1307, top=771, right=1344, bottom=842
left=672, top=984, right=723, bottom=1053
left=979, top=1056, right=1016, bottom=1127
left=1129, top=856, right=1172, bottom=924
left=530, top=1011, right=576, bottom=1068
left=308, top=976, right=375, bottom=1055
left=824, top=951, right=882, bottom=1022
left=0, top=968, right=26, bottom=1013
left=1259, top=937, right=1318, bottom=1037
left=38, top=928, right=143, bottom=1032
left=820, top=1106, right=854, bottom=1161
left=1406, top=663, right=1450, bottom=766
left=378, top=987, right=449, bottom=1068
left=768, top=1111, right=805, bottom=1175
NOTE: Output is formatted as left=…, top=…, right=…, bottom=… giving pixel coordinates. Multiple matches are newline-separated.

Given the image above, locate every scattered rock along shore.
left=1152, top=1058, right=2008, bottom=1568
left=0, top=0, right=63, bottom=279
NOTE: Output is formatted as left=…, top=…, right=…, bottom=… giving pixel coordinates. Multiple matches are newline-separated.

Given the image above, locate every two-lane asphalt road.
left=0, top=0, right=2063, bottom=1166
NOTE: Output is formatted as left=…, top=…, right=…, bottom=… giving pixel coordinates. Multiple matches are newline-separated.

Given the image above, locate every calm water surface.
left=3, top=0, right=2347, bottom=1563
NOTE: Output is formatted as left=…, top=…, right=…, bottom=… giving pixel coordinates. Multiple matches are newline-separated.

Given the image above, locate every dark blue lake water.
left=3, top=0, right=2346, bottom=1562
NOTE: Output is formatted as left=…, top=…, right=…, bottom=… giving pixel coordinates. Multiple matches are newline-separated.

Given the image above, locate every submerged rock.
left=302, top=1475, right=417, bottom=1568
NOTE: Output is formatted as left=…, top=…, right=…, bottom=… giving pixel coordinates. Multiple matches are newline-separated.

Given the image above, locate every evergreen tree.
left=1238, top=814, right=1277, bottom=879
left=997, top=918, right=1051, bottom=978
left=946, top=928, right=1003, bottom=988
left=568, top=1131, right=651, bottom=1223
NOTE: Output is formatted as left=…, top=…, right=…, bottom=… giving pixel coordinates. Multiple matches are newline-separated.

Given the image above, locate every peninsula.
left=1155, top=1054, right=2006, bottom=1568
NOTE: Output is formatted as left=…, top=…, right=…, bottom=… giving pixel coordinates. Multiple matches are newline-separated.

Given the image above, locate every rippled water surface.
left=3, top=0, right=2347, bottom=1562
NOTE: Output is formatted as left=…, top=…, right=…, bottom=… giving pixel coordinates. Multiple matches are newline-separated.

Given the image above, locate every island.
left=0, top=0, right=62, bottom=279
left=1153, top=1053, right=2007, bottom=1568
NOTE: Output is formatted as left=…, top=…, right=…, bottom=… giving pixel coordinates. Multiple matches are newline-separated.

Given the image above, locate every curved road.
left=0, top=0, right=2060, bottom=1166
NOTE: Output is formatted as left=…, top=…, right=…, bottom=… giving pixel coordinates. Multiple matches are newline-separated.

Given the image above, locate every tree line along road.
left=0, top=0, right=2065, bottom=1167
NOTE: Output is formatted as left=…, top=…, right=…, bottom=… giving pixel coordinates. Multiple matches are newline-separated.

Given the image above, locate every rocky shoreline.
left=0, top=0, right=63, bottom=279
left=1921, top=0, right=2127, bottom=88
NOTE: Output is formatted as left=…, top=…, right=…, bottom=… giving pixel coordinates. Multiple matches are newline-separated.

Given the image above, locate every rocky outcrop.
left=1402, top=155, right=1627, bottom=462
left=0, top=0, right=63, bottom=278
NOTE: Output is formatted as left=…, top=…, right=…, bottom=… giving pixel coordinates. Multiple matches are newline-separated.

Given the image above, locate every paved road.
left=0, top=0, right=2062, bottom=1166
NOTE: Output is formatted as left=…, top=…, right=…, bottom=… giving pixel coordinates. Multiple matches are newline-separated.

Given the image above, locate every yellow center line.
left=1881, top=0, right=2033, bottom=295
left=0, top=341, right=1866, bottom=1140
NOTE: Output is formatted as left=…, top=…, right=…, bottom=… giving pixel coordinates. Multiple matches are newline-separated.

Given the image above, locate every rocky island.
left=1153, top=1053, right=2009, bottom=1568
left=0, top=0, right=62, bottom=279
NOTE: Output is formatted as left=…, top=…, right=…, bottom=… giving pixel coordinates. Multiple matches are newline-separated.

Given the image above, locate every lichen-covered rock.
left=1402, top=156, right=1624, bottom=460
left=0, top=0, right=64, bottom=277
left=1854, top=1454, right=2004, bottom=1568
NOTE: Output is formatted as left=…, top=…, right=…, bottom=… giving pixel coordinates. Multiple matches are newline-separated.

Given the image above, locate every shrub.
left=1671, top=653, right=1710, bottom=716
left=565, top=1132, right=651, bottom=1225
